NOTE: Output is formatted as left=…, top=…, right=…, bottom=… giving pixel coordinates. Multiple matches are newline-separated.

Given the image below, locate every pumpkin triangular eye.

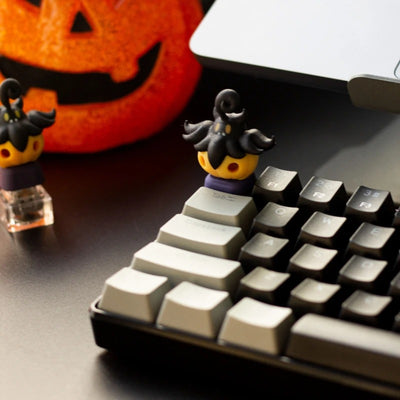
left=26, top=0, right=41, bottom=7
left=71, top=11, right=92, bottom=33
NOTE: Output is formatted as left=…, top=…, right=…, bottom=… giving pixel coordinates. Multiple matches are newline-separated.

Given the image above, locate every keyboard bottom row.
left=90, top=299, right=400, bottom=399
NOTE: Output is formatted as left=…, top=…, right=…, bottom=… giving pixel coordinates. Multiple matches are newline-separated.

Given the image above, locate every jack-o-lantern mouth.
left=0, top=42, right=161, bottom=105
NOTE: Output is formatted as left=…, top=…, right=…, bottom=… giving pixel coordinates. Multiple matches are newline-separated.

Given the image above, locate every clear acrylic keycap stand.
left=0, top=185, right=54, bottom=232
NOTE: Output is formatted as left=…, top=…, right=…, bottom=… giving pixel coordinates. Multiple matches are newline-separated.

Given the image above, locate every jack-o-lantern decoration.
left=0, top=0, right=203, bottom=153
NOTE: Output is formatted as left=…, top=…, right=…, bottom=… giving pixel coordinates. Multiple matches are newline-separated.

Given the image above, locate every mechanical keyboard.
left=90, top=165, right=400, bottom=398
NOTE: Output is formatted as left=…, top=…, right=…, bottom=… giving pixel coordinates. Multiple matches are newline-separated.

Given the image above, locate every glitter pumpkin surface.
left=0, top=0, right=203, bottom=152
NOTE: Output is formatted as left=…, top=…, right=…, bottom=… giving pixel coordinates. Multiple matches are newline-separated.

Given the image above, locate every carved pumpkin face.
left=0, top=0, right=202, bottom=152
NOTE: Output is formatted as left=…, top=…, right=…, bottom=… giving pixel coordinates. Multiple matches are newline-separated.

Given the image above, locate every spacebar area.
left=286, top=314, right=400, bottom=386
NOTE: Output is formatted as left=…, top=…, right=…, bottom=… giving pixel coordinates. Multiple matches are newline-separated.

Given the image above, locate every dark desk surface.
left=1, top=68, right=397, bottom=399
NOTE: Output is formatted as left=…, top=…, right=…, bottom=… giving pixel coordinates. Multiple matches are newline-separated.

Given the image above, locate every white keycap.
left=218, top=297, right=294, bottom=355
left=132, top=242, right=244, bottom=295
left=182, top=187, right=257, bottom=234
left=98, top=268, right=170, bottom=323
left=156, top=214, right=246, bottom=259
left=156, top=282, right=232, bottom=338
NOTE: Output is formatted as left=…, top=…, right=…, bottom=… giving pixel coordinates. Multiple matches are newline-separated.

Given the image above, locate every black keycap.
left=392, top=208, right=400, bottom=228
left=340, top=290, right=395, bottom=328
left=288, top=243, right=339, bottom=282
left=338, top=255, right=389, bottom=293
left=345, top=186, right=395, bottom=226
left=288, top=278, right=343, bottom=317
left=297, top=176, right=348, bottom=216
left=236, top=267, right=294, bottom=305
left=296, top=211, right=348, bottom=249
left=238, top=232, right=291, bottom=272
left=346, top=222, right=397, bottom=261
left=389, top=271, right=400, bottom=297
left=251, top=202, right=301, bottom=239
left=252, top=166, right=302, bottom=208
left=393, top=312, right=400, bottom=332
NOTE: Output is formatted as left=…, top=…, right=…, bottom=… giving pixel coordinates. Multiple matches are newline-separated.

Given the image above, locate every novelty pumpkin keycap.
left=0, top=78, right=55, bottom=232
left=183, top=89, right=275, bottom=195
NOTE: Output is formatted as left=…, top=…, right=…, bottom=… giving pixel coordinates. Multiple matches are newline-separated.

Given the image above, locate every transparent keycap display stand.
left=0, top=185, right=54, bottom=232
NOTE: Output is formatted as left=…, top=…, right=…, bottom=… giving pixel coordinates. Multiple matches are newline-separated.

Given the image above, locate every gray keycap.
left=98, top=268, right=171, bottom=323
left=156, top=214, right=246, bottom=259
left=182, top=186, right=257, bottom=234
left=157, top=282, right=232, bottom=338
left=132, top=241, right=244, bottom=295
left=218, top=297, right=294, bottom=355
left=287, top=313, right=400, bottom=386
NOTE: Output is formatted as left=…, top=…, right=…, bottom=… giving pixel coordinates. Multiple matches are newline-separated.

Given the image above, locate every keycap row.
left=99, top=267, right=293, bottom=351
left=253, top=166, right=398, bottom=227
left=98, top=267, right=400, bottom=387
left=102, top=240, right=400, bottom=330
left=251, top=203, right=399, bottom=262
left=241, top=232, right=400, bottom=292
left=100, top=262, right=400, bottom=334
